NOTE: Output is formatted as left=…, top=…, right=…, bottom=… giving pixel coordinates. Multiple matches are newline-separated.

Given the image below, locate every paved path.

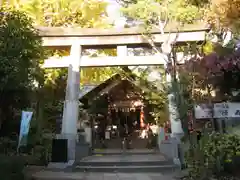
left=33, top=171, right=175, bottom=180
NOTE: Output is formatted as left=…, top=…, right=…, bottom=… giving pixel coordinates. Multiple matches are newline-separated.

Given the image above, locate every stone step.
left=95, top=138, right=150, bottom=149
left=76, top=160, right=173, bottom=167
left=73, top=164, right=178, bottom=173
left=73, top=153, right=178, bottom=173
left=31, top=172, right=176, bottom=180
left=93, top=149, right=158, bottom=155
left=76, top=154, right=173, bottom=167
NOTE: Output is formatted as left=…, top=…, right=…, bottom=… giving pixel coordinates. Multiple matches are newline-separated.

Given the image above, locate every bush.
left=0, top=136, right=18, bottom=155
left=185, top=132, right=240, bottom=180
left=0, top=155, right=26, bottom=180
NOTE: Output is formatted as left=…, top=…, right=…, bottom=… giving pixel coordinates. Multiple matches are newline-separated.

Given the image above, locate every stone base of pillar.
left=170, top=133, right=184, bottom=142
left=56, top=133, right=77, bottom=161
left=169, top=133, right=185, bottom=168
left=49, top=133, right=91, bottom=169
left=75, top=133, right=92, bottom=161
left=76, top=145, right=91, bottom=161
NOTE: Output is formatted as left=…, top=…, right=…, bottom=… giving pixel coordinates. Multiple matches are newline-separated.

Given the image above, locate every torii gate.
left=39, top=24, right=208, bottom=161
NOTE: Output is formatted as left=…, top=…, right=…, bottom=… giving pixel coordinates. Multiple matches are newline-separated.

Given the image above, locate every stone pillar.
left=161, top=41, right=184, bottom=140
left=61, top=42, right=81, bottom=161
left=166, top=72, right=184, bottom=141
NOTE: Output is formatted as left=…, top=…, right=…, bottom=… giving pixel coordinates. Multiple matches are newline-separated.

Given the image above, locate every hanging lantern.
left=164, top=122, right=169, bottom=140
left=140, top=107, right=145, bottom=128
left=107, top=95, right=111, bottom=122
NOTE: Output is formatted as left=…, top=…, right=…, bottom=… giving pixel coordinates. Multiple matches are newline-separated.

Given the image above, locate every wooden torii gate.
left=39, top=24, right=208, bottom=161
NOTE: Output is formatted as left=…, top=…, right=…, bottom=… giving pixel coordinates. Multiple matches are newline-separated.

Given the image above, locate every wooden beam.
left=42, top=55, right=168, bottom=68
left=42, top=31, right=206, bottom=47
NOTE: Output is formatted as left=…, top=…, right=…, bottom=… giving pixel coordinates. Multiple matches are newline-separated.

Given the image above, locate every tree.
left=8, top=0, right=118, bottom=134
left=20, top=0, right=109, bottom=28
left=0, top=7, right=44, bottom=135
left=19, top=0, right=116, bottom=84
left=123, top=66, right=169, bottom=125
left=188, top=43, right=240, bottom=96
left=121, top=0, right=209, bottom=131
left=122, top=0, right=206, bottom=26
left=207, top=0, right=240, bottom=33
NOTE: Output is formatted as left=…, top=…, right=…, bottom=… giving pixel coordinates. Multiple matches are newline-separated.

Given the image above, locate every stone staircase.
left=73, top=149, right=178, bottom=173
left=29, top=149, right=179, bottom=180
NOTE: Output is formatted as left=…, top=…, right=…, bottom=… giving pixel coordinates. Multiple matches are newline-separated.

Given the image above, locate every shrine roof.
left=79, top=74, right=122, bottom=101
left=37, top=22, right=209, bottom=37
left=79, top=85, right=97, bottom=99
left=79, top=70, right=141, bottom=101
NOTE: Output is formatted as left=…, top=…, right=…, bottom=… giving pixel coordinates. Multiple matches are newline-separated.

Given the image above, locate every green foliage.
left=122, top=0, right=164, bottom=23
left=143, top=84, right=168, bottom=124
left=122, top=0, right=209, bottom=130
left=0, top=7, right=44, bottom=135
left=0, top=123, right=52, bottom=165
left=166, top=0, right=203, bottom=23
left=0, top=155, right=25, bottom=180
left=4, top=0, right=117, bottom=137
left=123, top=66, right=169, bottom=124
left=20, top=0, right=109, bottom=27
left=203, top=41, right=214, bottom=55
left=18, top=0, right=116, bottom=85
left=0, top=136, right=18, bottom=155
left=122, top=0, right=205, bottom=27
left=27, top=119, right=53, bottom=165
left=171, top=74, right=193, bottom=134
left=186, top=132, right=240, bottom=179
left=186, top=0, right=210, bottom=7
left=0, top=137, right=26, bottom=180
left=0, top=6, right=52, bottom=166
left=81, top=67, right=118, bottom=85
left=228, top=125, right=240, bottom=137
left=207, top=0, right=240, bottom=33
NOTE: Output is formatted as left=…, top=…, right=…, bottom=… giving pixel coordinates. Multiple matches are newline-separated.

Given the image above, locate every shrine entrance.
left=93, top=107, right=150, bottom=150
left=39, top=25, right=208, bottom=160
left=80, top=76, right=155, bottom=149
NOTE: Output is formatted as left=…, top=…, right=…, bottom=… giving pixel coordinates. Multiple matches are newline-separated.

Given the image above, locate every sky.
left=105, top=0, right=127, bottom=27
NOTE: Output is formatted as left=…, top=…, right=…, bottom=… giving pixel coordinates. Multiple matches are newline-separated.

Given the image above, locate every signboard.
left=194, top=103, right=240, bottom=119
left=194, top=104, right=212, bottom=119
left=214, top=103, right=229, bottom=118
left=18, top=111, right=33, bottom=148
left=214, top=102, right=240, bottom=118
left=105, top=131, right=110, bottom=140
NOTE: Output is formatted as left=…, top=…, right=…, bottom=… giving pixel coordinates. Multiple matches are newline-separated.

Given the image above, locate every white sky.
left=105, top=0, right=121, bottom=17
left=105, top=0, right=126, bottom=27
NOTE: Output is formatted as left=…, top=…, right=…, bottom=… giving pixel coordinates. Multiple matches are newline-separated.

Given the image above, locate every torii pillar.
left=161, top=42, right=184, bottom=141
left=60, top=42, right=81, bottom=161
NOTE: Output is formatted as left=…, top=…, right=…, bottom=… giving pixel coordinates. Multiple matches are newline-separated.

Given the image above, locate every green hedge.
left=0, top=155, right=25, bottom=180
